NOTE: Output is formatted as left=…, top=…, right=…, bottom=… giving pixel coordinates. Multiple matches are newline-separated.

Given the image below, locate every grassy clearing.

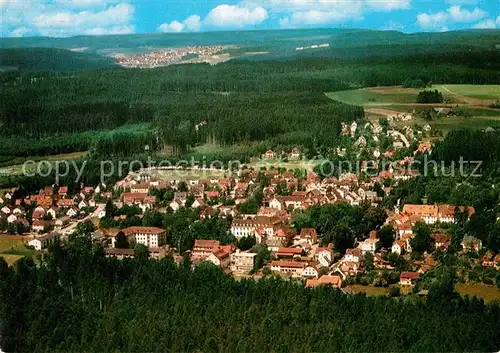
left=426, top=116, right=500, bottom=133
left=326, top=85, right=498, bottom=107
left=247, top=158, right=324, bottom=172
left=326, top=88, right=419, bottom=106
left=0, top=235, right=25, bottom=252
left=436, top=85, right=500, bottom=101
left=152, top=169, right=228, bottom=181
left=456, top=283, right=500, bottom=303
left=3, top=243, right=37, bottom=257
left=0, top=254, right=23, bottom=266
left=0, top=151, right=89, bottom=176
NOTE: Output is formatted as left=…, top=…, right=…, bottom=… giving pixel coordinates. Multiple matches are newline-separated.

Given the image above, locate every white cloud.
left=445, top=0, right=478, bottom=4
left=472, top=19, right=496, bottom=29
left=365, top=0, right=411, bottom=11
left=417, top=11, right=448, bottom=29
left=158, top=21, right=185, bottom=33
left=183, top=15, right=202, bottom=31
left=447, top=5, right=486, bottom=22
left=157, top=14, right=201, bottom=33
left=54, top=0, right=123, bottom=8
left=248, top=0, right=411, bottom=27
left=497, top=15, right=500, bottom=26
left=33, top=3, right=134, bottom=29
left=84, top=24, right=135, bottom=35
left=160, top=0, right=411, bottom=32
left=1, top=1, right=135, bottom=37
left=417, top=5, right=488, bottom=30
left=204, top=5, right=268, bottom=27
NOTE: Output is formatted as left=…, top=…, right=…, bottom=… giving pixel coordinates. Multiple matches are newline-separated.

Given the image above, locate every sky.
left=0, top=0, right=499, bottom=38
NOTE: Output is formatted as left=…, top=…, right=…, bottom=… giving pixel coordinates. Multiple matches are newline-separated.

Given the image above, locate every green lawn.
left=0, top=151, right=88, bottom=176
left=0, top=254, right=23, bottom=266
left=0, top=236, right=38, bottom=266
left=326, top=89, right=418, bottom=106
left=326, top=85, right=499, bottom=107
left=436, top=85, right=500, bottom=101
left=349, top=285, right=390, bottom=296
left=247, top=158, right=325, bottom=172
left=0, top=235, right=25, bottom=252
left=152, top=169, right=227, bottom=181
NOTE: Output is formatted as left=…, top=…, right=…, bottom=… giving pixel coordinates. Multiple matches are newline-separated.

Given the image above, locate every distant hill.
left=0, top=29, right=498, bottom=72
left=1, top=29, right=499, bottom=56
left=0, top=48, right=117, bottom=72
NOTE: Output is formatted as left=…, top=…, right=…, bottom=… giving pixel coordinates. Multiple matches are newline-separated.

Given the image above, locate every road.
left=60, top=203, right=105, bottom=236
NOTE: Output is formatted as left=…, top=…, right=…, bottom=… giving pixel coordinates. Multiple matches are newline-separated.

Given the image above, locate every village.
left=115, top=45, right=234, bottom=68
left=0, top=116, right=498, bottom=297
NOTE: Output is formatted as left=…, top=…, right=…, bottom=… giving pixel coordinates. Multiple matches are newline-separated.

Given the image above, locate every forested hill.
left=0, top=28, right=498, bottom=56
left=0, top=48, right=117, bottom=72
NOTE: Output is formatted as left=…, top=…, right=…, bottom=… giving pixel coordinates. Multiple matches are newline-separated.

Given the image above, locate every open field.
left=0, top=254, right=23, bottom=266
left=327, top=85, right=499, bottom=108
left=150, top=169, right=228, bottom=181
left=0, top=235, right=26, bottom=252
left=0, top=151, right=88, bottom=176
left=348, top=285, right=390, bottom=296
left=456, top=283, right=500, bottom=303
left=247, top=158, right=325, bottom=172
left=326, top=88, right=421, bottom=106
left=347, top=85, right=500, bottom=135
left=436, top=85, right=500, bottom=101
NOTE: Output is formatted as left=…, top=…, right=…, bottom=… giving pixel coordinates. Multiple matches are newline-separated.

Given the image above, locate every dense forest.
left=0, top=32, right=499, bottom=191
left=0, top=48, right=117, bottom=72
left=1, top=239, right=499, bottom=353
left=1, top=49, right=499, bottom=157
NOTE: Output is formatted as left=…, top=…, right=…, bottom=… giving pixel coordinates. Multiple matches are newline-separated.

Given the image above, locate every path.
left=60, top=203, right=105, bottom=235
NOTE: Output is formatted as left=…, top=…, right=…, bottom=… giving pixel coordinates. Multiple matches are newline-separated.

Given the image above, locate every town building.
left=230, top=250, right=257, bottom=275
left=121, top=226, right=166, bottom=249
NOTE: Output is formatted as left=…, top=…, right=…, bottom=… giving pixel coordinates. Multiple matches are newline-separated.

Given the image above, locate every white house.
left=47, top=207, right=58, bottom=219
left=169, top=199, right=185, bottom=212
left=315, top=246, right=333, bottom=268
left=78, top=200, right=88, bottom=209
left=206, top=250, right=231, bottom=271
left=97, top=210, right=107, bottom=219
left=230, top=219, right=255, bottom=239
left=359, top=238, right=377, bottom=255
left=7, top=214, right=17, bottom=223
left=1, top=206, right=11, bottom=215
left=12, top=207, right=24, bottom=215
left=391, top=240, right=404, bottom=255
left=66, top=208, right=79, bottom=218
left=191, top=198, right=206, bottom=209
left=28, top=233, right=60, bottom=251
left=302, top=264, right=319, bottom=279
left=121, top=226, right=166, bottom=249
left=269, top=197, right=282, bottom=210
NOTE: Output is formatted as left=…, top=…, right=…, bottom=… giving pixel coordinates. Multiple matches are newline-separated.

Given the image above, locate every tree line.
left=1, top=239, right=499, bottom=352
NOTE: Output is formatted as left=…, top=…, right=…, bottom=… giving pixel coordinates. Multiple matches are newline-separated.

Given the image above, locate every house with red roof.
left=306, top=275, right=342, bottom=288
left=399, top=272, right=419, bottom=287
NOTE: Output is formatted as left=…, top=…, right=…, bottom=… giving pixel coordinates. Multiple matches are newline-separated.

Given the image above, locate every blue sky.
left=1, top=0, right=499, bottom=37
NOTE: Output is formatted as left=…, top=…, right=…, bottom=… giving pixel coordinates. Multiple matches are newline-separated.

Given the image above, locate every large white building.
left=120, top=226, right=166, bottom=249
left=230, top=250, right=257, bottom=274
left=28, top=233, right=60, bottom=251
